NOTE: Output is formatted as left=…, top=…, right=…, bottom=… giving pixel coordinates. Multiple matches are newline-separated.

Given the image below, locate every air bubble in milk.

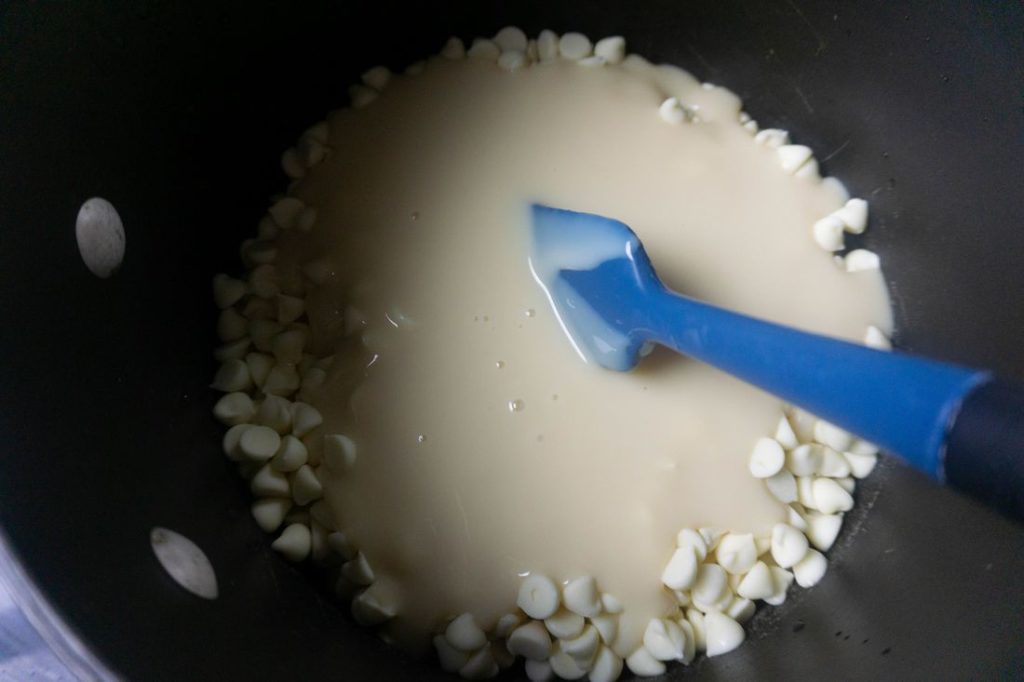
left=495, top=361, right=506, bottom=369
left=508, top=399, right=525, bottom=413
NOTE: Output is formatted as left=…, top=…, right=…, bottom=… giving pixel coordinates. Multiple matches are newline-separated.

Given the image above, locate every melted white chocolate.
left=274, top=55, right=891, bottom=656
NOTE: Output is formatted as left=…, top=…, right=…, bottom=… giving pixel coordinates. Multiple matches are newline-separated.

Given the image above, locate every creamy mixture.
left=211, top=28, right=892, bottom=680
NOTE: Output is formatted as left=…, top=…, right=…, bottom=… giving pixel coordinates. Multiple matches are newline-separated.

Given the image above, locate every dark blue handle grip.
left=647, top=288, right=990, bottom=479
left=944, top=379, right=1024, bottom=521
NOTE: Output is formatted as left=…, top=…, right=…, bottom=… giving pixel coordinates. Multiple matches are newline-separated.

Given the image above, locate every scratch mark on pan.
left=793, top=85, right=815, bottom=114
left=821, top=138, right=851, bottom=162
left=785, top=0, right=828, bottom=55
left=686, top=43, right=716, bottom=75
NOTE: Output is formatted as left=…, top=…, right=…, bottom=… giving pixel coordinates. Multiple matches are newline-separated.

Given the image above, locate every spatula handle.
left=647, top=288, right=1024, bottom=522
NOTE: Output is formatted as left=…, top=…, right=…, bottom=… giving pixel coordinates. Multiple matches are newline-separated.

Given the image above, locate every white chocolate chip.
left=351, top=588, right=394, bottom=626
left=704, top=611, right=745, bottom=657
left=524, top=659, right=554, bottom=682
left=467, top=38, right=500, bottom=61
left=459, top=647, right=498, bottom=680
left=211, top=359, right=252, bottom=392
left=728, top=596, right=756, bottom=623
left=308, top=500, right=334, bottom=529
left=562, top=575, right=602, bottom=617
left=661, top=545, right=699, bottom=590
left=788, top=505, right=809, bottom=531
left=765, top=469, right=798, bottom=503
left=625, top=647, right=665, bottom=676
left=716, top=533, right=758, bottom=574
left=787, top=443, right=825, bottom=476
left=239, top=425, right=281, bottom=461
left=323, top=434, right=357, bottom=472
left=494, top=613, right=522, bottom=639
left=771, top=523, right=810, bottom=568
left=251, top=496, right=291, bottom=533
left=348, top=85, right=377, bottom=109
left=548, top=647, right=586, bottom=680
left=691, top=563, right=729, bottom=609
left=271, top=523, right=311, bottom=562
left=594, top=36, right=626, bottom=64
left=795, top=157, right=820, bottom=180
left=277, top=294, right=305, bottom=325
left=263, top=363, right=300, bottom=397
left=271, top=435, right=307, bottom=472
left=736, top=560, right=775, bottom=600
left=819, top=447, right=853, bottom=478
left=813, top=477, right=855, bottom=514
left=814, top=420, right=854, bottom=452
left=212, top=274, right=247, bottom=309
left=445, top=612, right=487, bottom=652
left=561, top=624, right=600, bottom=668
left=536, top=30, right=558, bottom=62
left=805, top=512, right=844, bottom=551
left=221, top=423, right=252, bottom=461
left=517, top=574, right=560, bottom=619
left=675, top=619, right=697, bottom=663
left=754, top=128, right=790, bottom=148
left=813, top=214, right=847, bottom=251
left=558, top=32, right=592, bottom=60
left=249, top=319, right=283, bottom=352
left=793, top=548, right=828, bottom=587
left=255, top=394, right=292, bottom=434
left=441, top=37, right=466, bottom=59
left=777, top=145, right=813, bottom=173
left=361, top=66, right=391, bottom=91
left=600, top=592, right=623, bottom=614
left=699, top=527, right=723, bottom=551
left=213, top=392, right=254, bottom=426
left=590, top=614, right=619, bottom=645
left=281, top=148, right=305, bottom=179
left=835, top=198, right=868, bottom=233
left=676, top=528, right=708, bottom=561
left=214, top=338, right=250, bottom=363
left=749, top=437, right=786, bottom=478
left=291, top=464, right=323, bottom=505
left=341, top=551, right=375, bottom=586
left=643, top=618, right=687, bottom=661
left=798, top=475, right=818, bottom=509
left=845, top=249, right=880, bottom=272
left=764, top=566, right=794, bottom=606
left=544, top=608, right=584, bottom=640
left=588, top=646, right=623, bottom=682
left=290, top=402, right=323, bottom=438
left=493, top=26, right=528, bottom=52
left=269, top=197, right=304, bottom=229
left=844, top=450, right=878, bottom=478
left=245, top=352, right=273, bottom=387
left=836, top=476, right=856, bottom=493
left=864, top=325, right=892, bottom=350
left=774, top=415, right=799, bottom=450
left=578, top=55, right=606, bottom=67
left=497, top=50, right=526, bottom=71
left=434, top=634, right=470, bottom=672
left=250, top=464, right=290, bottom=497
left=658, top=97, right=687, bottom=124
left=296, top=136, right=326, bottom=167
left=507, top=621, right=552, bottom=661
left=685, top=609, right=706, bottom=652
left=272, top=328, right=307, bottom=364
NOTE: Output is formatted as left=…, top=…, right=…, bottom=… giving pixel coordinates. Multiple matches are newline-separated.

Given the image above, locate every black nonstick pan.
left=0, top=1, right=1021, bottom=680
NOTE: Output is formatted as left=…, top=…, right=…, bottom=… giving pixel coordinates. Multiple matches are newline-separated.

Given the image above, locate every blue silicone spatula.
left=529, top=204, right=1024, bottom=522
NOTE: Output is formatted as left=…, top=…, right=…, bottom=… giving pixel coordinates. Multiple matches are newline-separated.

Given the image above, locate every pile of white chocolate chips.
left=209, top=27, right=892, bottom=682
